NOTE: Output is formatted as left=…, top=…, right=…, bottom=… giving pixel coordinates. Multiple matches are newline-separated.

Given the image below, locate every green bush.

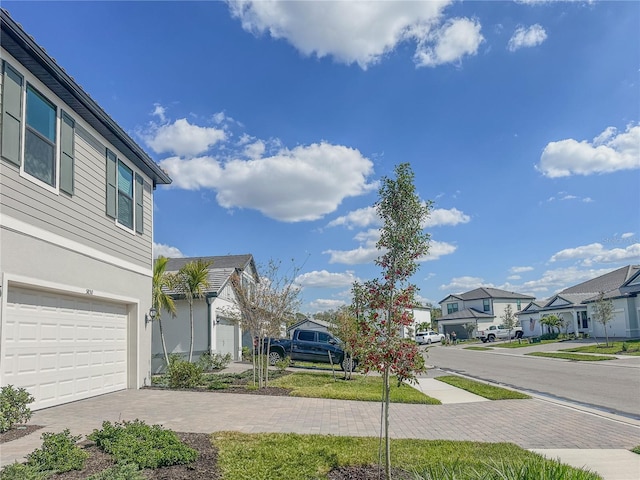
left=26, top=430, right=88, bottom=473
left=540, top=332, right=559, bottom=341
left=622, top=342, right=628, bottom=352
left=197, top=352, right=232, bottom=372
left=88, top=419, right=198, bottom=469
left=242, top=346, right=251, bottom=361
left=0, top=384, right=34, bottom=432
left=86, top=463, right=145, bottom=480
left=0, top=462, right=51, bottom=480
left=275, top=356, right=291, bottom=373
left=167, top=358, right=203, bottom=388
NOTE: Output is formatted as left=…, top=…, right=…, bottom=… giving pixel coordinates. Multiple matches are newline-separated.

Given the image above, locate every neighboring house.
left=0, top=10, right=171, bottom=410
left=516, top=300, right=547, bottom=337
left=287, top=318, right=330, bottom=337
left=438, top=288, right=535, bottom=339
left=517, top=265, right=640, bottom=339
left=152, top=254, right=258, bottom=372
left=408, top=306, right=432, bottom=338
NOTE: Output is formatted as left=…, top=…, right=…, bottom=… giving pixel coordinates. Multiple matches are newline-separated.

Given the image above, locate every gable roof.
left=0, top=9, right=171, bottom=186
left=516, top=300, right=547, bottom=315
left=439, top=287, right=534, bottom=304
left=286, top=318, right=331, bottom=333
left=163, top=254, right=258, bottom=296
left=438, top=308, right=494, bottom=322
left=560, top=265, right=640, bottom=296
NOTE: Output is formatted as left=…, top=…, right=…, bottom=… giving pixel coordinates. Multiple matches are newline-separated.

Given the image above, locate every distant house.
left=287, top=318, right=330, bottom=337
left=151, top=254, right=258, bottom=372
left=438, top=288, right=535, bottom=339
left=517, top=265, right=640, bottom=339
left=0, top=10, right=171, bottom=410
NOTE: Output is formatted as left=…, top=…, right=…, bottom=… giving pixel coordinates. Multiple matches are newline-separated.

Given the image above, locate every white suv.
left=415, top=330, right=445, bottom=345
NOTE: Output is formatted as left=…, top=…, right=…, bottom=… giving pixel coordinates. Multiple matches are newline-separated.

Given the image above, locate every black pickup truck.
left=266, top=329, right=356, bottom=371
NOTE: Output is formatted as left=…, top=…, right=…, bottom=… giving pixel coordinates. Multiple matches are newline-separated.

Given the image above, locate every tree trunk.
left=158, top=317, right=170, bottom=368
left=383, top=365, right=391, bottom=480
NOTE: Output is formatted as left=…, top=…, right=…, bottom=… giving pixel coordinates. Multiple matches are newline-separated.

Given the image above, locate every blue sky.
left=8, top=1, right=639, bottom=313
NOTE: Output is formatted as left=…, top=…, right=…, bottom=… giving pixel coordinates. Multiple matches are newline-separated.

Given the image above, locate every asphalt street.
left=423, top=339, right=640, bottom=419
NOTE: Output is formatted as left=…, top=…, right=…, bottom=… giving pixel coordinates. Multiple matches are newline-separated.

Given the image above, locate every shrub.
left=26, top=430, right=88, bottom=473
left=242, top=346, right=251, bottom=361
left=540, top=332, right=559, bottom=341
left=198, top=352, right=232, bottom=372
left=86, top=463, right=145, bottom=480
left=88, top=419, right=198, bottom=469
left=0, top=462, right=51, bottom=480
left=0, top=384, right=34, bottom=433
left=167, top=358, right=203, bottom=388
left=275, top=356, right=291, bottom=373
left=622, top=342, right=628, bottom=352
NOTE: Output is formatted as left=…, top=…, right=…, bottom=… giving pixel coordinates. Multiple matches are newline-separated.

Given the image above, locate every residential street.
left=423, top=340, right=640, bottom=419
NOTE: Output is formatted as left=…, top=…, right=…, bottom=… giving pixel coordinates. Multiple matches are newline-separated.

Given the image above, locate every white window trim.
left=111, top=154, right=143, bottom=236
left=18, top=81, right=63, bottom=195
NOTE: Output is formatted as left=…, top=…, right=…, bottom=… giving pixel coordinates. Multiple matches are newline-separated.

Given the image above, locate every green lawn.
left=632, top=445, right=640, bottom=455
left=435, top=376, right=530, bottom=400
left=269, top=372, right=440, bottom=404
left=561, top=339, right=640, bottom=356
left=464, top=346, right=493, bottom=351
left=494, top=339, right=559, bottom=348
left=211, top=432, right=601, bottom=480
left=525, top=352, right=614, bottom=361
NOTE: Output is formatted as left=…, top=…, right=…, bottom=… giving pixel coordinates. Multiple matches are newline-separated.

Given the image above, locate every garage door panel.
left=2, top=287, right=129, bottom=410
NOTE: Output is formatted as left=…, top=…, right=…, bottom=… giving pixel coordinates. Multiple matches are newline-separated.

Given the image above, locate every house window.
left=483, top=299, right=490, bottom=312
left=1, top=62, right=75, bottom=194
left=106, top=149, right=143, bottom=233
left=516, top=300, right=521, bottom=311
left=580, top=311, right=588, bottom=329
left=447, top=302, right=458, bottom=314
left=25, top=85, right=56, bottom=186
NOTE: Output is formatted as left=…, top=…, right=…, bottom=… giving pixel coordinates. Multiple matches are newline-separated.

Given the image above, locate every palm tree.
left=541, top=314, right=561, bottom=335
left=152, top=256, right=177, bottom=368
left=175, top=259, right=212, bottom=362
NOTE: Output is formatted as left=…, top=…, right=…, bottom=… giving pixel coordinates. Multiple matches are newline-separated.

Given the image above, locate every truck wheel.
left=515, top=331, right=523, bottom=339
left=481, top=339, right=488, bottom=343
left=488, top=335, right=495, bottom=343
left=341, top=357, right=356, bottom=372
left=426, top=339, right=432, bottom=345
left=268, top=351, right=283, bottom=366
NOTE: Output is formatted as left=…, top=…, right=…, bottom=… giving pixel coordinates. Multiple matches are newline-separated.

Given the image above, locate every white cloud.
left=440, top=276, right=490, bottom=292
left=507, top=275, right=521, bottom=280
left=510, top=266, right=534, bottom=273
left=519, top=266, right=615, bottom=293
left=424, top=207, right=471, bottom=227
left=153, top=242, right=184, bottom=259
left=229, top=1, right=484, bottom=69
left=328, top=206, right=470, bottom=229
left=308, top=298, right=347, bottom=312
left=160, top=142, right=376, bottom=222
left=507, top=24, right=547, bottom=52
left=537, top=124, right=640, bottom=177
left=621, top=232, right=635, bottom=239
left=152, top=104, right=166, bottom=122
left=327, top=206, right=379, bottom=229
left=550, top=242, right=640, bottom=266
left=144, top=118, right=227, bottom=156
left=423, top=240, right=458, bottom=261
left=324, top=246, right=379, bottom=265
left=414, top=17, right=484, bottom=67
left=295, top=270, right=358, bottom=288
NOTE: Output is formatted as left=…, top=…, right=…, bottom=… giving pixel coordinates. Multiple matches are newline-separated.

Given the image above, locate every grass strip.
left=464, top=346, right=493, bottom=351
left=494, top=339, right=559, bottom=349
left=525, top=352, right=614, bottom=361
left=211, top=432, right=601, bottom=480
left=435, top=376, right=530, bottom=400
left=269, top=372, right=440, bottom=404
left=561, top=339, right=640, bottom=356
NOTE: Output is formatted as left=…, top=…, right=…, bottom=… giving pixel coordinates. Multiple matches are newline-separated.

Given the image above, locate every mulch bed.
left=0, top=424, right=44, bottom=444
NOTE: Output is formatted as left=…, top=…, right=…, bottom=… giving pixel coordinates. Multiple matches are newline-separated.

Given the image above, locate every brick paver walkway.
left=3, top=388, right=639, bottom=467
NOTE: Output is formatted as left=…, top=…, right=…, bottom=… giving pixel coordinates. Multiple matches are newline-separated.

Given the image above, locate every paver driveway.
left=2, top=388, right=639, bottom=467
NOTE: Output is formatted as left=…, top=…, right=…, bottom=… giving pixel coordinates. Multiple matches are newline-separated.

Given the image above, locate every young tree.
left=592, top=292, right=614, bottom=347
left=501, top=304, right=517, bottom=343
left=355, top=163, right=431, bottom=480
left=174, top=259, right=212, bottom=362
left=464, top=322, right=476, bottom=340
left=152, top=256, right=177, bottom=368
left=328, top=305, right=359, bottom=380
left=230, top=259, right=301, bottom=388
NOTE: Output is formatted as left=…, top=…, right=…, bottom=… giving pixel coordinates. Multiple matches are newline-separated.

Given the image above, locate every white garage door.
left=2, top=287, right=128, bottom=410
left=216, top=319, right=236, bottom=358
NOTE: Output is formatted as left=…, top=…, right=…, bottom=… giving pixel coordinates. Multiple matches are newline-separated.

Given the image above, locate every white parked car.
left=415, top=330, right=445, bottom=345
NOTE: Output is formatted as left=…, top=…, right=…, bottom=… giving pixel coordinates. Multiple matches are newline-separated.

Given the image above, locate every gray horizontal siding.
left=0, top=128, right=153, bottom=269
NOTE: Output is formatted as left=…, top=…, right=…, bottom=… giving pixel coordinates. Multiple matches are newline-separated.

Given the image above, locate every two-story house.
left=153, top=255, right=259, bottom=372
left=0, top=10, right=171, bottom=409
left=438, top=287, right=535, bottom=339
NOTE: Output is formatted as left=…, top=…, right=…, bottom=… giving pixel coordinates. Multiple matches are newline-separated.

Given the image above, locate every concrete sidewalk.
left=2, top=367, right=639, bottom=479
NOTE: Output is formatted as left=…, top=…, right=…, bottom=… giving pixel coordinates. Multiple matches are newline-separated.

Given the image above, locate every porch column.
left=573, top=311, right=580, bottom=337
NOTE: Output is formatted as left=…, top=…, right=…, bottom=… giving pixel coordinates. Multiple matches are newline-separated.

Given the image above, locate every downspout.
left=206, top=293, right=217, bottom=355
